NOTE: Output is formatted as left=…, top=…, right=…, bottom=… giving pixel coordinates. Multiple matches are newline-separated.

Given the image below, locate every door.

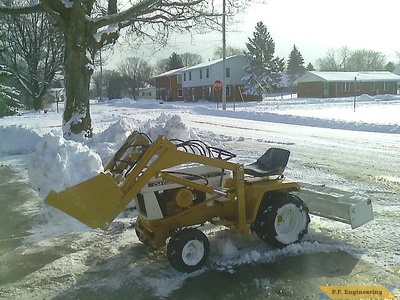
left=323, top=82, right=329, bottom=97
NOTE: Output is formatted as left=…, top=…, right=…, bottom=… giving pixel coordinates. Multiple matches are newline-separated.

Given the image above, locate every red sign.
left=213, top=80, right=223, bottom=91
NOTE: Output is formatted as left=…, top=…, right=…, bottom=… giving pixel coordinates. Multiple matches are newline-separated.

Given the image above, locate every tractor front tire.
left=253, top=193, right=310, bottom=248
left=135, top=227, right=143, bottom=242
left=167, top=228, right=210, bottom=272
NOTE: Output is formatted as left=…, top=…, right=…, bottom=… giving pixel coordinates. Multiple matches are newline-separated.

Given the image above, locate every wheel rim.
left=274, top=203, right=307, bottom=244
left=181, top=240, right=205, bottom=266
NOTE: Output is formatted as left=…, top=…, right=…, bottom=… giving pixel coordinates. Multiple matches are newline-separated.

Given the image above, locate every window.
left=342, top=82, right=350, bottom=92
left=207, top=86, right=212, bottom=97
left=177, top=74, right=182, bottom=84
left=183, top=73, right=186, bottom=81
left=226, top=86, right=231, bottom=96
left=382, top=82, right=388, bottom=91
left=226, top=67, right=230, bottom=78
left=206, top=68, right=209, bottom=78
left=189, top=71, right=192, bottom=81
left=355, top=81, right=361, bottom=91
left=370, top=82, right=375, bottom=91
left=178, top=89, right=183, bottom=97
left=200, top=70, right=203, bottom=79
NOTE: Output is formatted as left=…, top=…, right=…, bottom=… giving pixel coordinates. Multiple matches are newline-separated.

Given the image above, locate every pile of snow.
left=26, top=114, right=196, bottom=200
left=28, top=132, right=104, bottom=199
left=140, top=113, right=196, bottom=141
left=356, top=94, right=375, bottom=101
left=0, top=125, right=40, bottom=155
left=90, top=118, right=137, bottom=164
left=355, top=93, right=399, bottom=102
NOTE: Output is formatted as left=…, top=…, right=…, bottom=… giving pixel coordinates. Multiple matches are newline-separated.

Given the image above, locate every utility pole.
left=353, top=76, right=357, bottom=112
left=222, top=0, right=227, bottom=110
left=99, top=48, right=103, bottom=102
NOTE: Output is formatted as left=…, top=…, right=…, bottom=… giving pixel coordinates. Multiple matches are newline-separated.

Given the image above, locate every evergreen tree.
left=0, top=33, right=20, bottom=117
left=306, top=62, right=315, bottom=71
left=167, top=52, right=184, bottom=71
left=0, top=64, right=21, bottom=117
left=286, top=45, right=306, bottom=86
left=242, top=21, right=285, bottom=95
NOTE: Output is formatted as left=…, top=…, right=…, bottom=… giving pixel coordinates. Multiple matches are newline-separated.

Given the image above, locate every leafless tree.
left=317, top=47, right=387, bottom=72
left=153, top=58, right=170, bottom=75
left=338, top=46, right=351, bottom=71
left=396, top=51, right=400, bottom=63
left=317, top=48, right=340, bottom=71
left=0, top=0, right=250, bottom=139
left=346, top=49, right=386, bottom=71
left=213, top=45, right=244, bottom=59
left=0, top=1, right=63, bottom=110
left=180, top=52, right=203, bottom=67
left=118, top=56, right=153, bottom=99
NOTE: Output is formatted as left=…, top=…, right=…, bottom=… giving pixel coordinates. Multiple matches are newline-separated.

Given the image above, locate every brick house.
left=180, top=55, right=261, bottom=102
left=294, top=71, right=400, bottom=98
left=153, top=67, right=185, bottom=101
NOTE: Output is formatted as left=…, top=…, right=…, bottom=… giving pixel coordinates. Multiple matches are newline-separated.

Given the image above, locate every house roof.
left=181, top=54, right=243, bottom=72
left=153, top=67, right=186, bottom=78
left=294, top=71, right=400, bottom=84
left=152, top=54, right=244, bottom=78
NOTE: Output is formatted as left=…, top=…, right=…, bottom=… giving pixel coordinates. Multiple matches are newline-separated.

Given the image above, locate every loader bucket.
left=45, top=173, right=125, bottom=230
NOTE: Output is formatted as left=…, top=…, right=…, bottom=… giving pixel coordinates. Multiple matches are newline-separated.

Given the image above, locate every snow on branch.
left=93, top=0, right=159, bottom=29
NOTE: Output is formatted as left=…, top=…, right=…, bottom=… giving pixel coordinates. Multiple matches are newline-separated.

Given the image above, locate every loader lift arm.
left=45, top=131, right=246, bottom=231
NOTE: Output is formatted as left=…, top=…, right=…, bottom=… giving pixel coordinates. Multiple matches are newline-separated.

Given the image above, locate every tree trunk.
left=32, top=79, right=43, bottom=110
left=32, top=95, right=42, bottom=111
left=61, top=9, right=94, bottom=139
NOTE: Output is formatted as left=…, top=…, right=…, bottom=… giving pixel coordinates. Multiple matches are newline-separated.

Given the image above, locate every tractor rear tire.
left=167, top=228, right=210, bottom=272
left=253, top=193, right=310, bottom=248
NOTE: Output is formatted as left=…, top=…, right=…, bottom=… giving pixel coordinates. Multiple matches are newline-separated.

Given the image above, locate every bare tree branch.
left=93, top=0, right=159, bottom=29
left=0, top=3, right=42, bottom=14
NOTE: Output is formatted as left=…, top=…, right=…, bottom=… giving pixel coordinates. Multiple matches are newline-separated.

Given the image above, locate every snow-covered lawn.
left=0, top=95, right=399, bottom=299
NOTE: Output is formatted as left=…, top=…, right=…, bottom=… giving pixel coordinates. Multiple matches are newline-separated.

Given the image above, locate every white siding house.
left=137, top=86, right=157, bottom=100
left=180, top=55, right=260, bottom=102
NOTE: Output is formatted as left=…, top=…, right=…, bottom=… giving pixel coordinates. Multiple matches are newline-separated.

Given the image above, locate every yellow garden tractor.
left=45, top=131, right=373, bottom=272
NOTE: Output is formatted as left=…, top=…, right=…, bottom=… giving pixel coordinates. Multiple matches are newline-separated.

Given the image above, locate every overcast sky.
left=107, top=0, right=400, bottom=69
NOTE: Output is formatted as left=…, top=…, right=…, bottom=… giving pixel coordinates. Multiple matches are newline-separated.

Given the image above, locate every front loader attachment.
left=44, top=131, right=239, bottom=231
left=45, top=131, right=152, bottom=229
left=45, top=173, right=124, bottom=230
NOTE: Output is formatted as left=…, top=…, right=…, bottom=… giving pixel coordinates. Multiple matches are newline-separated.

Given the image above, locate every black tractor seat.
left=244, top=148, right=290, bottom=177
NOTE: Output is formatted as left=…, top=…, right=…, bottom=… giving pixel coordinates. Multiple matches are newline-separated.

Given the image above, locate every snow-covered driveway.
left=0, top=96, right=399, bottom=299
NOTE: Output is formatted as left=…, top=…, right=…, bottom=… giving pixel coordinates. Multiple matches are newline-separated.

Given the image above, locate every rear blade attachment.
left=294, top=183, right=374, bottom=229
